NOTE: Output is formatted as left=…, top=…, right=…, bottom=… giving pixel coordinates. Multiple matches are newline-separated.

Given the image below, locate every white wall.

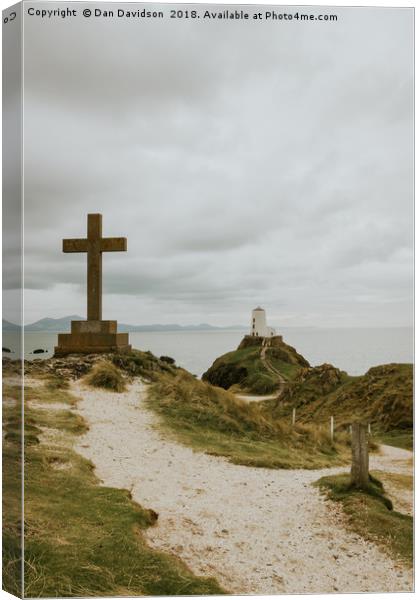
left=251, top=309, right=267, bottom=336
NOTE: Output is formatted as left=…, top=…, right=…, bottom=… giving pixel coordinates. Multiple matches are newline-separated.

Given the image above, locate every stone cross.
left=63, top=213, right=127, bottom=320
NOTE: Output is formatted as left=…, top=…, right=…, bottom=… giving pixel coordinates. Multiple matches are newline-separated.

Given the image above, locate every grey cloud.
left=13, top=3, right=414, bottom=327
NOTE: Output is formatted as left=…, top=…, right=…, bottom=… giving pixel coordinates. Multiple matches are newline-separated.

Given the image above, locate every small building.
left=250, top=307, right=276, bottom=337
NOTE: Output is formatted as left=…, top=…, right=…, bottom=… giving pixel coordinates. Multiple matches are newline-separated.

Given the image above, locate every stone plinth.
left=54, top=320, right=131, bottom=356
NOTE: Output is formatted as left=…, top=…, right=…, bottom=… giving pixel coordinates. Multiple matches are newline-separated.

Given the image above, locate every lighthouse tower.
left=250, top=307, right=276, bottom=337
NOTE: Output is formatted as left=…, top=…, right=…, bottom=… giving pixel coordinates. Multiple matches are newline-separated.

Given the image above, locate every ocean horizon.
left=2, top=326, right=413, bottom=378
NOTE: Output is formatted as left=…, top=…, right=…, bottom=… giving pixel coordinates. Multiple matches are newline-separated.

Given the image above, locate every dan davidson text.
left=93, top=8, right=164, bottom=18
left=92, top=8, right=253, bottom=20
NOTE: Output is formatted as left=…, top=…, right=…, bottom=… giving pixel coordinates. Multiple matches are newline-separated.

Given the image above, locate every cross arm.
left=100, top=237, right=127, bottom=252
left=63, top=238, right=88, bottom=253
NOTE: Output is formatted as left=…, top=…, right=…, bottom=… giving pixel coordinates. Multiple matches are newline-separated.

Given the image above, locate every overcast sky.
left=6, top=3, right=414, bottom=327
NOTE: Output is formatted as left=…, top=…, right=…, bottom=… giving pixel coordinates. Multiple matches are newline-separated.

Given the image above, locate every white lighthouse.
left=250, top=307, right=276, bottom=337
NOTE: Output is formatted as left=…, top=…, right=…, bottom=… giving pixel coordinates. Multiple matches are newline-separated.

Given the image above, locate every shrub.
left=202, top=363, right=248, bottom=390
left=160, top=356, right=175, bottom=365
left=85, top=361, right=126, bottom=392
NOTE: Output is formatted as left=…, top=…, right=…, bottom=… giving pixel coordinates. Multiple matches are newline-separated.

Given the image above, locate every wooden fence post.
left=330, top=416, right=334, bottom=441
left=292, top=408, right=296, bottom=426
left=350, top=422, right=369, bottom=489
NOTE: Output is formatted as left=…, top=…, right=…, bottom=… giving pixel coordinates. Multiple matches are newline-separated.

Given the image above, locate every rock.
left=147, top=508, right=159, bottom=524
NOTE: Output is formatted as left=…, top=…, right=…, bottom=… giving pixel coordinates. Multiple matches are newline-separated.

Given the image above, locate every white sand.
left=72, top=380, right=413, bottom=594
left=235, top=393, right=278, bottom=403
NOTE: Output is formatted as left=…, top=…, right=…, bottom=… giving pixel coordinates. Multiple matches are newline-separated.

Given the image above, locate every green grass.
left=204, top=338, right=413, bottom=445
left=376, top=430, right=413, bottom=451
left=84, top=360, right=127, bottom=392
left=265, top=357, right=302, bottom=381
left=203, top=346, right=279, bottom=393
left=147, top=371, right=351, bottom=469
left=2, top=377, right=225, bottom=597
left=202, top=344, right=304, bottom=394
left=315, top=473, right=413, bottom=565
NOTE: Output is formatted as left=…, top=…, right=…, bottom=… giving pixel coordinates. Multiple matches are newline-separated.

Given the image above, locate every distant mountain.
left=2, top=319, right=20, bottom=331
left=118, top=322, right=246, bottom=333
left=26, top=315, right=84, bottom=332
left=3, top=317, right=246, bottom=333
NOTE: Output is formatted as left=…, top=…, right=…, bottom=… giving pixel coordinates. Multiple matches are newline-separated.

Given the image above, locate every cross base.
left=54, top=320, right=131, bottom=356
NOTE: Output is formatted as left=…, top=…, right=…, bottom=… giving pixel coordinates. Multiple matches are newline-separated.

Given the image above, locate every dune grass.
left=315, top=473, right=413, bottom=565
left=276, top=363, right=412, bottom=431
left=147, top=371, right=350, bottom=469
left=2, top=377, right=225, bottom=597
left=84, top=360, right=127, bottom=392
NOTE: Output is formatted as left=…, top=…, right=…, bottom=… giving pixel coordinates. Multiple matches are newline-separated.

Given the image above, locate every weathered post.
left=368, top=423, right=371, bottom=435
left=292, top=408, right=296, bottom=426
left=350, top=422, right=369, bottom=489
left=330, top=416, right=334, bottom=441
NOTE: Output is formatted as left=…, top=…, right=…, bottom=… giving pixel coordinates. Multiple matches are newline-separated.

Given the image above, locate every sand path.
left=235, top=393, right=278, bottom=403
left=72, top=380, right=413, bottom=594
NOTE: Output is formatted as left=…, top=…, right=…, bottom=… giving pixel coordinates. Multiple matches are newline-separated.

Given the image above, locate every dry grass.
left=274, top=363, right=412, bottom=434
left=84, top=361, right=127, bottom=392
left=147, top=371, right=351, bottom=469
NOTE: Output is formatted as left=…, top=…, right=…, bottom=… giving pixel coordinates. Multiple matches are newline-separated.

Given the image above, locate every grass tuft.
left=84, top=361, right=127, bottom=392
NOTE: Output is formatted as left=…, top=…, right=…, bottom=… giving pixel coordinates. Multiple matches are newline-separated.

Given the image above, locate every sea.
left=2, top=327, right=414, bottom=377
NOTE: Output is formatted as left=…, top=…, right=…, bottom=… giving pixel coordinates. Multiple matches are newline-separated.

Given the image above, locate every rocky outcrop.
left=266, top=346, right=309, bottom=368
left=278, top=361, right=413, bottom=432
left=292, top=363, right=344, bottom=392
left=3, top=349, right=177, bottom=382
left=9, top=354, right=98, bottom=380
left=237, top=336, right=265, bottom=349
